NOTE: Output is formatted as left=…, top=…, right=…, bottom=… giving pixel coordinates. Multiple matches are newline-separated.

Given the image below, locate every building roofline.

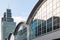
left=14, top=22, right=24, bottom=35
left=26, top=0, right=43, bottom=24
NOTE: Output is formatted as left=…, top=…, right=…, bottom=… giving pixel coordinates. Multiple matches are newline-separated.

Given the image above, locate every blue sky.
left=0, top=0, right=38, bottom=19
left=0, top=0, right=38, bottom=40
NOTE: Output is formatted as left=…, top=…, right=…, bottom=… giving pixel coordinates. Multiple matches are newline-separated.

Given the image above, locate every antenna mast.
left=8, top=0, right=10, bottom=9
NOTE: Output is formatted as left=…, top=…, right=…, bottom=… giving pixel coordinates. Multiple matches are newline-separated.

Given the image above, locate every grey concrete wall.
left=33, top=29, right=60, bottom=40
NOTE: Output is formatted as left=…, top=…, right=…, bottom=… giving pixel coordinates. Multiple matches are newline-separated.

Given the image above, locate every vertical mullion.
left=52, top=0, right=53, bottom=31
left=59, top=0, right=60, bottom=28
left=46, top=1, right=47, bottom=34
left=41, top=8, right=42, bottom=35
left=37, top=19, right=38, bottom=37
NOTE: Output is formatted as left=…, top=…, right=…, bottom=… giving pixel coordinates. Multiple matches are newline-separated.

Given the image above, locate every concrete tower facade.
left=1, top=9, right=16, bottom=40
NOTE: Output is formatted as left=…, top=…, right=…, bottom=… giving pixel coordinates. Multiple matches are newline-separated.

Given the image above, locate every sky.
left=0, top=0, right=38, bottom=40
left=0, top=0, right=38, bottom=18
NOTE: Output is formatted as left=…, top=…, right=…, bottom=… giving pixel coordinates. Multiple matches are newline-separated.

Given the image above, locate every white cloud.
left=12, top=16, right=27, bottom=25
left=0, top=16, right=27, bottom=40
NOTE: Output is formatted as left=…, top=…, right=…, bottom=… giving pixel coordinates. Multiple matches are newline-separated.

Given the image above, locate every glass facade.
left=1, top=9, right=16, bottom=40
left=30, top=19, right=42, bottom=39
left=30, top=19, right=38, bottom=39
left=6, top=9, right=13, bottom=22
left=7, top=9, right=11, bottom=18
left=30, top=0, right=60, bottom=40
left=16, top=26, right=27, bottom=40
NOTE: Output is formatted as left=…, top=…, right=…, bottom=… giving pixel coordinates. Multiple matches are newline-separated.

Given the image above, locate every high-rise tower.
left=1, top=9, right=16, bottom=40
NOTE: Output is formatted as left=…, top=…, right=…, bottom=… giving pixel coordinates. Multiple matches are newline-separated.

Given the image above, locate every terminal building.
left=13, top=22, right=29, bottom=40
left=26, top=0, right=60, bottom=40
left=7, top=0, right=60, bottom=40
left=1, top=9, right=16, bottom=40
left=7, top=22, right=29, bottom=40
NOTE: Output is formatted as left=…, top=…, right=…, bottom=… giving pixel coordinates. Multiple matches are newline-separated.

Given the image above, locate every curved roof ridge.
left=26, top=0, right=43, bottom=24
